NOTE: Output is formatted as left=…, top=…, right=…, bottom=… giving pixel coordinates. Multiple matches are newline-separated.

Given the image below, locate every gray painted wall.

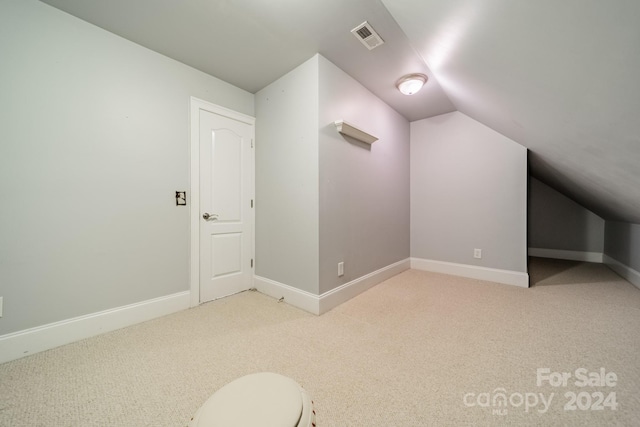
left=254, top=54, right=410, bottom=296
left=0, top=1, right=253, bottom=335
left=254, top=56, right=320, bottom=294
left=318, top=56, right=410, bottom=295
left=410, top=111, right=528, bottom=273
left=529, top=177, right=605, bottom=253
left=604, top=221, right=640, bottom=273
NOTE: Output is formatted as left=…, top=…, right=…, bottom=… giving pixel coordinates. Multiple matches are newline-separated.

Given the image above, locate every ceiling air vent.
left=351, top=21, right=384, bottom=50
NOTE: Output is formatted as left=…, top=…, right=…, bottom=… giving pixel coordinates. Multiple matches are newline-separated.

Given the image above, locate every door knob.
left=202, top=212, right=219, bottom=221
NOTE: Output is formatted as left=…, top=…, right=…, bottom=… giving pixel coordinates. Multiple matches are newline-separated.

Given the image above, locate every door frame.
left=189, top=97, right=256, bottom=308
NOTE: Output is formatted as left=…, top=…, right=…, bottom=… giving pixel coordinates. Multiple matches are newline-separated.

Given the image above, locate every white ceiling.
left=38, top=0, right=455, bottom=121
left=40, top=0, right=640, bottom=224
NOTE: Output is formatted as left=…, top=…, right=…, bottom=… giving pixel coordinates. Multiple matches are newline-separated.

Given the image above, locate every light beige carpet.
left=1, top=257, right=639, bottom=426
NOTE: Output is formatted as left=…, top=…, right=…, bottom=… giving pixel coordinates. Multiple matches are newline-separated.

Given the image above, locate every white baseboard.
left=0, top=291, right=191, bottom=365
left=254, top=258, right=411, bottom=315
left=253, top=276, right=321, bottom=315
left=319, top=259, right=410, bottom=314
left=411, top=258, right=529, bottom=288
left=604, top=255, right=640, bottom=290
left=528, top=248, right=604, bottom=263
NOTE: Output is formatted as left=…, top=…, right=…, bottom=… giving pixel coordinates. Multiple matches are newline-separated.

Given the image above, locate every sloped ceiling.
left=382, top=0, right=640, bottom=224
left=38, top=0, right=455, bottom=120
left=40, top=0, right=640, bottom=224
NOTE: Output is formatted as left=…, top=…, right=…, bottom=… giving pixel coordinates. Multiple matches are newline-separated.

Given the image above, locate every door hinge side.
left=251, top=259, right=254, bottom=268
left=251, top=199, right=254, bottom=208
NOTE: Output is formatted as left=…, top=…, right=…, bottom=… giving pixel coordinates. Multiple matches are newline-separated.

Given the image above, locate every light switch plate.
left=176, top=191, right=186, bottom=206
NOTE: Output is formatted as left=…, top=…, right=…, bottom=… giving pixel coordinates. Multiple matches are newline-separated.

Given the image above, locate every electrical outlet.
left=338, top=262, right=344, bottom=277
left=474, top=248, right=482, bottom=259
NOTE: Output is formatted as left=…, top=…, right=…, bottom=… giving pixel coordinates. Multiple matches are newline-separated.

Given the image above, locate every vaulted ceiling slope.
left=40, top=0, right=640, bottom=224
left=383, top=0, right=640, bottom=224
left=38, top=0, right=455, bottom=120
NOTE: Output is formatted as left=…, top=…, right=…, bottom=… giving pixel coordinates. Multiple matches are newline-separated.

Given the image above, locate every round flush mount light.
left=396, top=73, right=428, bottom=95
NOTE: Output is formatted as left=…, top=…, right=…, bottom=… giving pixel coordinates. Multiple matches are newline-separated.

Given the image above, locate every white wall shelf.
left=334, top=120, right=378, bottom=144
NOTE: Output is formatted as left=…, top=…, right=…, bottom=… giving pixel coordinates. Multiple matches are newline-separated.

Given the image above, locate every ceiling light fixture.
left=396, top=73, right=428, bottom=95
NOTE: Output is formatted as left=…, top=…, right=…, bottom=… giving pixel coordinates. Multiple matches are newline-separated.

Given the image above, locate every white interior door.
left=198, top=106, right=254, bottom=303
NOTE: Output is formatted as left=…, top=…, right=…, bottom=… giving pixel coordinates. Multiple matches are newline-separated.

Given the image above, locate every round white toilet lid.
left=194, top=372, right=304, bottom=427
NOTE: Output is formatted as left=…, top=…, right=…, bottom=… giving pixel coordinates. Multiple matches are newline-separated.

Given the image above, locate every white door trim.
left=189, top=97, right=255, bottom=308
